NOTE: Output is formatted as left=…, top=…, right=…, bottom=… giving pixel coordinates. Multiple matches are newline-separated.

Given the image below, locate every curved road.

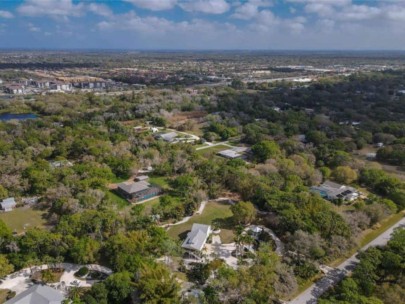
left=288, top=215, right=405, bottom=304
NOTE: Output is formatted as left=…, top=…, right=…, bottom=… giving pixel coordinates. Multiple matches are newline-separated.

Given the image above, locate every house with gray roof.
left=117, top=180, right=161, bottom=202
left=156, top=131, right=178, bottom=143
left=5, top=285, right=65, bottom=304
left=311, top=180, right=360, bottom=202
left=182, top=224, right=211, bottom=257
left=1, top=197, right=16, bottom=212
left=217, top=147, right=250, bottom=160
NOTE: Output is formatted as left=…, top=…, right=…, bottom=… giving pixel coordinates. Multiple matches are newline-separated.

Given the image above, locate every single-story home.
left=1, top=197, right=16, bottom=212
left=156, top=132, right=178, bottom=143
left=311, top=181, right=360, bottom=202
left=117, top=180, right=161, bottom=202
left=217, top=147, right=249, bottom=159
left=182, top=224, right=211, bottom=257
left=5, top=284, right=65, bottom=304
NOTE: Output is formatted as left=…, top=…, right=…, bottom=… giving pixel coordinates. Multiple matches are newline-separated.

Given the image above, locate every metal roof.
left=182, top=224, right=211, bottom=251
left=118, top=181, right=150, bottom=194
left=5, top=285, right=65, bottom=304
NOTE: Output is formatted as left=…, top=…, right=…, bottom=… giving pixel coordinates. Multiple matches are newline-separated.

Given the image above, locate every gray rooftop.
left=118, top=181, right=150, bottom=194
left=182, top=224, right=211, bottom=251
left=5, top=285, right=65, bottom=304
left=159, top=132, right=178, bottom=142
left=1, top=197, right=16, bottom=208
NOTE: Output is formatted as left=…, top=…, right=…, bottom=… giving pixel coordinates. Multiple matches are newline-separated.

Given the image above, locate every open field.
left=167, top=201, right=235, bottom=243
left=0, top=207, right=48, bottom=233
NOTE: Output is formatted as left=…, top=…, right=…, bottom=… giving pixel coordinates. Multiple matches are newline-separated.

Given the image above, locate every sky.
left=0, top=0, right=405, bottom=50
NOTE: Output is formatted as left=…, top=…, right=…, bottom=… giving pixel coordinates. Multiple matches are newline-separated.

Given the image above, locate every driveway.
left=0, top=263, right=113, bottom=296
left=288, top=216, right=405, bottom=304
left=205, top=235, right=238, bottom=269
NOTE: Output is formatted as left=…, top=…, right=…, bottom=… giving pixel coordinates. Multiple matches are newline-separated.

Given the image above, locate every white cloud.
left=124, top=0, right=177, bottom=11
left=18, top=0, right=85, bottom=17
left=28, top=22, right=40, bottom=32
left=0, top=10, right=14, bottom=19
left=232, top=0, right=273, bottom=20
left=180, top=0, right=230, bottom=14
left=87, top=3, right=113, bottom=17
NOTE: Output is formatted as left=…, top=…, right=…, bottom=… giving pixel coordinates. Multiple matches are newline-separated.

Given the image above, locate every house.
left=5, top=285, right=65, bottom=304
left=0, top=197, right=16, bottom=212
left=311, top=181, right=360, bottom=202
left=156, top=132, right=178, bottom=142
left=117, top=180, right=161, bottom=202
left=49, top=160, right=73, bottom=169
left=49, top=82, right=72, bottom=91
left=217, top=147, right=249, bottom=159
left=4, top=84, right=25, bottom=95
left=182, top=224, right=211, bottom=258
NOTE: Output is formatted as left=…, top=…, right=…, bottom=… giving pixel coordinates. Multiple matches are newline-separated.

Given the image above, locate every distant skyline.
left=0, top=0, right=405, bottom=50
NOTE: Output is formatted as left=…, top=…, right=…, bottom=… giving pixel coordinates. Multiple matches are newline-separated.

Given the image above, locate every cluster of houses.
left=311, top=180, right=361, bottom=202
left=2, top=79, right=109, bottom=95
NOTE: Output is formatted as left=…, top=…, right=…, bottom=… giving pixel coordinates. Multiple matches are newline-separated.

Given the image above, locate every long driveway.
left=288, top=215, right=405, bottom=304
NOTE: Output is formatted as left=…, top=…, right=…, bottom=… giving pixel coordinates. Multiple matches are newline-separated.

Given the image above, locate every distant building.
left=50, top=82, right=72, bottom=91
left=49, top=160, right=73, bottom=169
left=0, top=197, right=16, bottom=212
left=117, top=180, right=161, bottom=202
left=4, top=84, right=25, bottom=95
left=5, top=284, right=65, bottom=304
left=311, top=181, right=360, bottom=202
left=156, top=131, right=178, bottom=143
left=182, top=224, right=211, bottom=257
left=217, top=147, right=249, bottom=159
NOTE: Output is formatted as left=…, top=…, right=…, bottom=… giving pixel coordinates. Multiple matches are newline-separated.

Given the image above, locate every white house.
left=0, top=197, right=16, bottom=212
left=182, top=224, right=211, bottom=258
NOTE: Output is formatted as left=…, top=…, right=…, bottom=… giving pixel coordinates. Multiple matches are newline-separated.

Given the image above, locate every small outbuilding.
left=0, top=197, right=16, bottom=212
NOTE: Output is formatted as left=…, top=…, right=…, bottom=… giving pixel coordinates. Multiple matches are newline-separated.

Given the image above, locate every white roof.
left=182, top=224, right=211, bottom=251
left=5, top=285, right=64, bottom=304
left=1, top=197, right=16, bottom=208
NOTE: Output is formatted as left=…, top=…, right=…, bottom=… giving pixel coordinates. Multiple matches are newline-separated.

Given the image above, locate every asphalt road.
left=288, top=215, right=405, bottom=304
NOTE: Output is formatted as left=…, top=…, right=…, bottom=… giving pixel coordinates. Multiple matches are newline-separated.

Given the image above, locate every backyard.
left=196, top=144, right=232, bottom=158
left=0, top=207, right=48, bottom=234
left=167, top=201, right=235, bottom=243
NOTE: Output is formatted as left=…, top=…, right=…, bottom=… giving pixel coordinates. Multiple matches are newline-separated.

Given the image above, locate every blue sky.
left=0, top=0, right=405, bottom=50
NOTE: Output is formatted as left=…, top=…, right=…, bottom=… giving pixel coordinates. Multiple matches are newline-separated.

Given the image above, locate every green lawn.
left=107, top=191, right=130, bottom=209
left=196, top=144, right=231, bottom=158
left=0, top=208, right=47, bottom=233
left=140, top=197, right=161, bottom=216
left=167, top=201, right=235, bottom=243
left=149, top=176, right=170, bottom=188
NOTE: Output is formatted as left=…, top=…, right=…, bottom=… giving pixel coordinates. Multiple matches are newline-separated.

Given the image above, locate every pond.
left=0, top=113, right=38, bottom=121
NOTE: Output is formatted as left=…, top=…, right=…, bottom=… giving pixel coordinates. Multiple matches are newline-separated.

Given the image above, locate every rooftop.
left=5, top=285, right=65, bottom=304
left=182, top=224, right=211, bottom=252
left=117, top=181, right=151, bottom=194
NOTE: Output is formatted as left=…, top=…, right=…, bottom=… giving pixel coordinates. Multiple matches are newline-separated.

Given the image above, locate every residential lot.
left=0, top=207, right=47, bottom=233
left=167, top=201, right=235, bottom=243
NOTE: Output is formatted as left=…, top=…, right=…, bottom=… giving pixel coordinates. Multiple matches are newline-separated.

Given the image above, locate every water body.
left=0, top=113, right=38, bottom=121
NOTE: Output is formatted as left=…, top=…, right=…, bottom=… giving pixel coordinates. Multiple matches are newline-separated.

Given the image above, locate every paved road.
left=288, top=215, right=405, bottom=304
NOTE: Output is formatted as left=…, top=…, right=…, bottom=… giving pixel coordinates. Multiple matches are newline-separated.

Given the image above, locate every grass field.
left=149, top=176, right=170, bottom=189
left=0, top=207, right=47, bottom=233
left=196, top=144, right=231, bottom=158
left=107, top=191, right=130, bottom=209
left=167, top=201, right=235, bottom=243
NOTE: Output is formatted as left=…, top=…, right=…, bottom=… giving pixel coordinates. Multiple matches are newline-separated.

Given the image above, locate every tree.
left=135, top=263, right=180, bottom=303
left=231, top=201, right=257, bottom=225
left=332, top=166, right=358, bottom=184
left=0, top=255, right=14, bottom=278
left=104, top=272, right=133, bottom=304
left=0, top=185, right=8, bottom=199
left=70, top=237, right=101, bottom=264
left=252, top=140, right=281, bottom=163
